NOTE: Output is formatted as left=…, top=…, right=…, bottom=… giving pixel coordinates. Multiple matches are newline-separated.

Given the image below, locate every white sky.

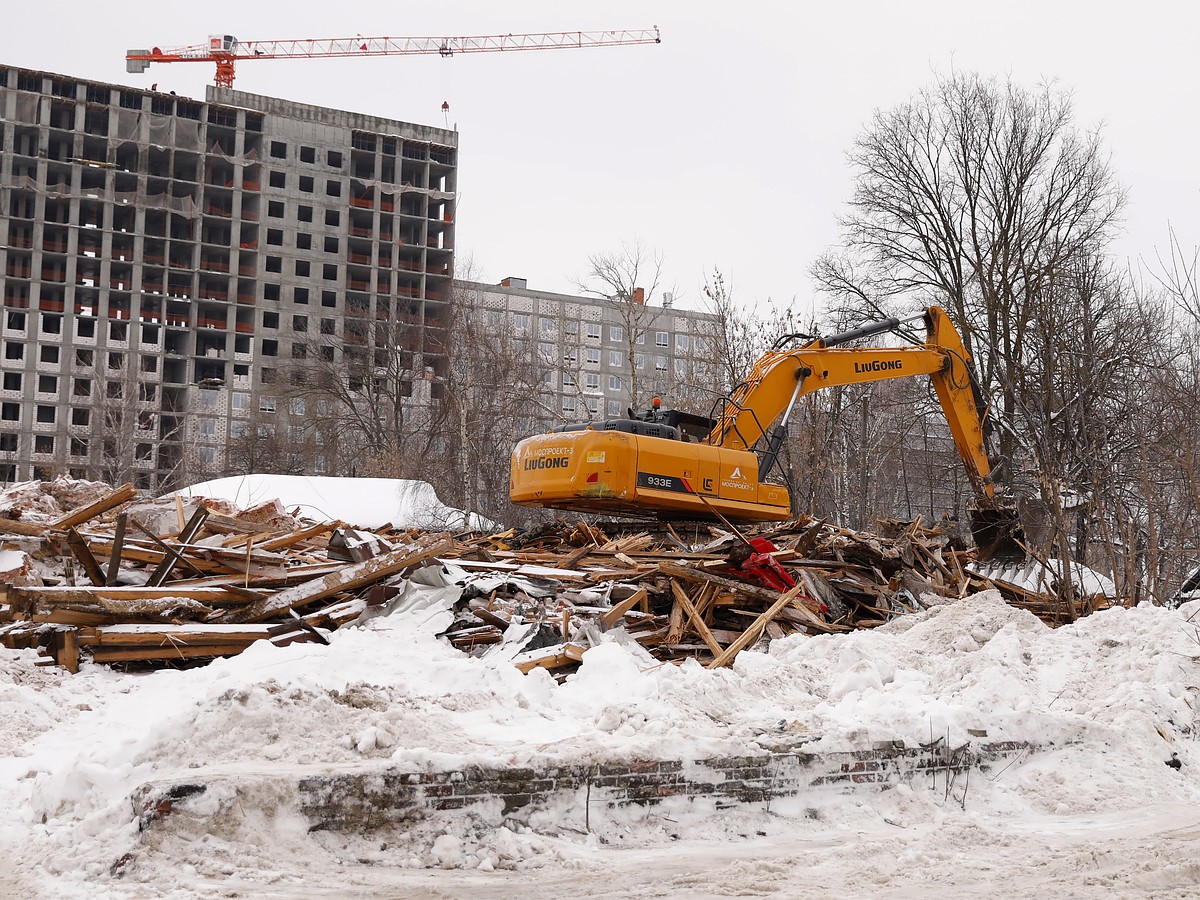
left=3, top=2, right=1197, bottom=317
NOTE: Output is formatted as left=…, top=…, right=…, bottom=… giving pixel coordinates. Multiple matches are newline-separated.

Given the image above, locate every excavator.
left=510, top=306, right=1024, bottom=560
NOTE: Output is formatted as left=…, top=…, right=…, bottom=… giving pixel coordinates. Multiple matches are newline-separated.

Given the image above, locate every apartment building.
left=0, top=65, right=456, bottom=489
left=462, top=277, right=726, bottom=426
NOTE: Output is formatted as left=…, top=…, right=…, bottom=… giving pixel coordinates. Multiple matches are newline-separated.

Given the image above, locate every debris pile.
left=0, top=478, right=1111, bottom=676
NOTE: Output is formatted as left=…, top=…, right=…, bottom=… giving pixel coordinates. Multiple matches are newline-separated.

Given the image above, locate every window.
left=586, top=323, right=601, bottom=339
left=41, top=346, right=59, bottom=364
left=268, top=200, right=285, bottom=218
left=297, top=233, right=312, bottom=250
left=262, top=340, right=278, bottom=357
left=322, top=291, right=337, bottom=308
left=635, top=353, right=645, bottom=369
left=541, top=318, right=555, bottom=333
left=607, top=399, right=622, bottom=416
left=609, top=351, right=622, bottom=367
left=36, top=405, right=56, bottom=424
left=1, top=403, right=19, bottom=421
left=562, top=396, right=576, bottom=414
left=325, top=209, right=340, bottom=226
left=298, top=205, right=313, bottom=222
left=675, top=358, right=688, bottom=375
left=587, top=398, right=600, bottom=414
left=3, top=373, right=21, bottom=391
left=37, top=375, right=57, bottom=394
left=694, top=336, right=707, bottom=354
left=266, top=256, right=282, bottom=273
left=270, top=141, right=287, bottom=159
left=324, top=237, right=338, bottom=253
left=563, top=349, right=578, bottom=365
left=323, top=264, right=337, bottom=280
left=299, top=175, right=314, bottom=193
left=71, top=408, right=89, bottom=426
left=41, top=314, right=62, bottom=335
left=269, top=171, right=285, bottom=189
left=5, top=343, right=24, bottom=361
left=610, top=325, right=624, bottom=342
left=292, top=315, right=308, bottom=332
left=586, top=349, right=600, bottom=365
left=294, top=287, right=309, bottom=304
left=296, top=260, right=311, bottom=277
left=656, top=355, right=667, bottom=371
left=565, top=321, right=578, bottom=335
left=70, top=437, right=88, bottom=457
left=585, top=373, right=600, bottom=390
left=320, top=318, right=336, bottom=335
left=655, top=332, right=669, bottom=347
left=487, top=310, right=502, bottom=327
left=264, top=284, right=280, bottom=301
left=199, top=417, right=217, bottom=436
left=539, top=342, right=555, bottom=359
left=267, top=229, right=283, bottom=245
left=676, top=334, right=690, bottom=352
left=608, top=375, right=622, bottom=391
left=513, top=314, right=529, bottom=331
left=141, top=355, right=157, bottom=373
left=563, top=372, right=575, bottom=387
left=232, top=392, right=249, bottom=411
left=300, top=146, right=315, bottom=164
left=6, top=312, right=26, bottom=331
left=328, top=150, right=343, bottom=167
left=230, top=420, right=247, bottom=437
left=0, top=433, right=16, bottom=451
left=326, top=180, right=341, bottom=198
left=636, top=333, right=645, bottom=345
left=76, top=349, right=93, bottom=367
left=34, top=436, right=53, bottom=454
left=542, top=370, right=554, bottom=386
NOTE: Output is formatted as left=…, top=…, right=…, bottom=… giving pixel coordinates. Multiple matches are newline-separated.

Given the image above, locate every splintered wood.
left=0, top=480, right=1091, bottom=678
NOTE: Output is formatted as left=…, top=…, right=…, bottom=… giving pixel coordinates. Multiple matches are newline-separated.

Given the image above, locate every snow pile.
left=175, top=474, right=493, bottom=530
left=4, top=590, right=1200, bottom=895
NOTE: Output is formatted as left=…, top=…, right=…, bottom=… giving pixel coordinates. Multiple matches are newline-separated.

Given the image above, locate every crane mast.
left=127, top=28, right=662, bottom=89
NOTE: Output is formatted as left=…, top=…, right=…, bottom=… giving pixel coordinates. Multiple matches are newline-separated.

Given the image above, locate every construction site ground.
left=2, top=477, right=1199, bottom=897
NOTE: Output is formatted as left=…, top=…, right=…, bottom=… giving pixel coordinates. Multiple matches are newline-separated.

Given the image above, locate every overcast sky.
left=3, top=2, right=1197, bottom=317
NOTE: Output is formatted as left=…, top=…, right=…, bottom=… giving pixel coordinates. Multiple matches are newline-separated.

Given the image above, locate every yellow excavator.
left=510, top=306, right=1023, bottom=559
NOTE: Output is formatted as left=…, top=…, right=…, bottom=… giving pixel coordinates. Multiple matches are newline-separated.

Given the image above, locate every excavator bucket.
left=970, top=502, right=1027, bottom=562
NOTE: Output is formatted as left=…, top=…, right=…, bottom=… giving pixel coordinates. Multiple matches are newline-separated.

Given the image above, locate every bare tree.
left=576, top=240, right=673, bottom=411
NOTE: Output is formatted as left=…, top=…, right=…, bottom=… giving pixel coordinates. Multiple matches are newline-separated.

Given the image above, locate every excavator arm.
left=708, top=307, right=994, bottom=499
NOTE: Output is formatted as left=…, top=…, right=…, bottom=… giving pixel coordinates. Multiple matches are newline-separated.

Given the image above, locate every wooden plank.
left=0, top=517, right=48, bottom=536
left=707, top=582, right=809, bottom=669
left=54, top=629, right=80, bottom=673
left=8, top=585, right=248, bottom=604
left=670, top=580, right=723, bottom=658
left=50, top=483, right=138, bottom=531
left=257, top=521, right=337, bottom=552
left=600, top=587, right=649, bottom=628
left=65, top=528, right=106, bottom=587
left=513, top=642, right=586, bottom=673
left=126, top=521, right=210, bottom=579
left=229, top=536, right=453, bottom=623
left=80, top=624, right=274, bottom=646
left=105, top=513, right=127, bottom=586
left=658, top=561, right=783, bottom=606
left=147, top=507, right=211, bottom=587
left=88, top=644, right=257, bottom=662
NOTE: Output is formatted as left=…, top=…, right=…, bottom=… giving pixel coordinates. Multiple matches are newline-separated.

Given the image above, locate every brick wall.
left=135, top=739, right=1035, bottom=834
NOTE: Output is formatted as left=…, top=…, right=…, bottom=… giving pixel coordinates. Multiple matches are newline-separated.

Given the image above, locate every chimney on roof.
left=500, top=276, right=527, bottom=290
left=632, top=287, right=645, bottom=305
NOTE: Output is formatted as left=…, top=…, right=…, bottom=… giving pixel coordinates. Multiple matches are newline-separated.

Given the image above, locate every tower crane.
left=126, top=29, right=661, bottom=90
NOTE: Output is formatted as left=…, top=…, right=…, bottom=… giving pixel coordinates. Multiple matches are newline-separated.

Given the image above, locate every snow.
left=3, top=589, right=1200, bottom=896
left=175, top=474, right=494, bottom=531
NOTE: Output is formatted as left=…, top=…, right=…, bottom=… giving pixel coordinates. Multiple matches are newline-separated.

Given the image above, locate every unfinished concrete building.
left=0, top=65, right=456, bottom=489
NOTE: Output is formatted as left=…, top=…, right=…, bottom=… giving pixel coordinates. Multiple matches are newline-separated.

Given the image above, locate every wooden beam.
left=0, top=517, right=47, bottom=536
left=670, top=580, right=723, bottom=658
left=229, top=537, right=453, bottom=623
left=50, top=483, right=137, bottom=531
left=147, top=506, right=211, bottom=587
left=105, top=513, right=127, bottom=586
left=707, top=582, right=809, bottom=669
left=599, top=587, right=649, bottom=628
left=65, top=528, right=106, bottom=587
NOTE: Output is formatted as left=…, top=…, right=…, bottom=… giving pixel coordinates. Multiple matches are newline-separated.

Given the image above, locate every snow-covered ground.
left=176, top=474, right=493, bottom=530
left=4, top=590, right=1200, bottom=897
